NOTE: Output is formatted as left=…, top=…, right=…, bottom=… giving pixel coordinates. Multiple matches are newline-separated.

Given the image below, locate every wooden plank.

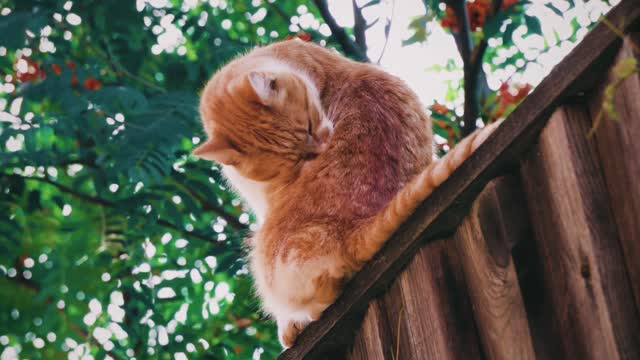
left=279, top=3, right=640, bottom=358
left=348, top=299, right=392, bottom=360
left=510, top=220, right=564, bottom=360
left=379, top=239, right=483, bottom=360
left=453, top=176, right=535, bottom=360
left=520, top=105, right=640, bottom=359
left=588, top=33, right=640, bottom=315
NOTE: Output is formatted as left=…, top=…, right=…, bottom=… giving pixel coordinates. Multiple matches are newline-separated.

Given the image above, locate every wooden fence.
left=280, top=1, right=640, bottom=359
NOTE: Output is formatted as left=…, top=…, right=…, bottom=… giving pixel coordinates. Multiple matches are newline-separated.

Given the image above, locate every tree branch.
left=445, top=0, right=473, bottom=62
left=376, top=0, right=396, bottom=64
left=266, top=1, right=292, bottom=26
left=445, top=0, right=503, bottom=137
left=170, top=178, right=247, bottom=232
left=352, top=0, right=368, bottom=56
left=97, top=38, right=167, bottom=94
left=156, top=218, right=241, bottom=247
left=5, top=174, right=239, bottom=245
left=444, top=0, right=479, bottom=136
left=470, top=0, right=502, bottom=65
left=462, top=0, right=503, bottom=136
left=313, top=0, right=369, bottom=62
left=35, top=175, right=113, bottom=207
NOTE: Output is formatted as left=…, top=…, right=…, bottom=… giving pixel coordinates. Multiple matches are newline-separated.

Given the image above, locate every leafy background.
left=0, top=0, right=615, bottom=359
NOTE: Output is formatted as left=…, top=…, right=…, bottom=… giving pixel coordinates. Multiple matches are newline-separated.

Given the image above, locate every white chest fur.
left=222, top=166, right=268, bottom=224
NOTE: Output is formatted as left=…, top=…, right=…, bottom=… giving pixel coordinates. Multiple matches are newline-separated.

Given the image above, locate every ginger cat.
left=193, top=39, right=498, bottom=348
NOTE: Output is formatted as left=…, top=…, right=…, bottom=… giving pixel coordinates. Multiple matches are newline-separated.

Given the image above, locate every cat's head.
left=194, top=61, right=333, bottom=182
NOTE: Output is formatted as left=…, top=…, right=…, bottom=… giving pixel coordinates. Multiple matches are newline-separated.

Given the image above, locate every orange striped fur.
left=349, top=121, right=500, bottom=265
left=194, top=39, right=499, bottom=348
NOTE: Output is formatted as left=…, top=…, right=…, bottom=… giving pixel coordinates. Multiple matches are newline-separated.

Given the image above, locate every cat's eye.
left=307, top=119, right=313, bottom=135
left=269, top=79, right=276, bottom=90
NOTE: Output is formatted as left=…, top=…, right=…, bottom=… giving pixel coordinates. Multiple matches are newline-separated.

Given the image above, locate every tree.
left=0, top=0, right=613, bottom=359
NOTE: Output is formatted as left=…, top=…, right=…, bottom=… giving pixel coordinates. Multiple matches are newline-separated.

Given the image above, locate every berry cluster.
left=493, top=81, right=531, bottom=119
left=430, top=80, right=531, bottom=126
left=441, top=0, right=520, bottom=32
left=430, top=103, right=459, bottom=147
left=432, top=103, right=449, bottom=115
left=284, top=32, right=312, bottom=42
left=13, top=56, right=102, bottom=91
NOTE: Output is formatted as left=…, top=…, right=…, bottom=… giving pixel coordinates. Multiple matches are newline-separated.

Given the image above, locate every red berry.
left=51, top=64, right=62, bottom=75
left=83, top=77, right=102, bottom=91
left=432, top=103, right=449, bottom=115
left=297, top=33, right=312, bottom=41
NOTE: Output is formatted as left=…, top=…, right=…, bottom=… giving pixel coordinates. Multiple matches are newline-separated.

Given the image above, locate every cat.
left=193, top=38, right=498, bottom=348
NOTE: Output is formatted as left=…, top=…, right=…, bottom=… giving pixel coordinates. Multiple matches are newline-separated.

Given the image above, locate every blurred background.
left=0, top=0, right=618, bottom=359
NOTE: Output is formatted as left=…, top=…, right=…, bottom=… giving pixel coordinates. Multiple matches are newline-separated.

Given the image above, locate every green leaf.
left=544, top=3, right=564, bottom=17
left=525, top=15, right=543, bottom=35
left=484, top=10, right=510, bottom=39
left=503, top=22, right=518, bottom=46
left=402, top=15, right=431, bottom=46
left=361, top=0, right=381, bottom=9
left=613, top=58, right=638, bottom=78
left=90, top=86, right=149, bottom=114
left=0, top=12, right=30, bottom=49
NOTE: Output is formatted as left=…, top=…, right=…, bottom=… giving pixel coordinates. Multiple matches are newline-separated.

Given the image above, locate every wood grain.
left=589, top=34, right=640, bottom=315
left=280, top=3, right=640, bottom=358
left=380, top=239, right=483, bottom=360
left=348, top=299, right=392, bottom=360
left=453, top=177, right=535, bottom=360
left=520, top=105, right=640, bottom=359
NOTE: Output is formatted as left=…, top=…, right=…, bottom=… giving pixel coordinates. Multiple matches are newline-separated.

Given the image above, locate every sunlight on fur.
left=193, top=39, right=498, bottom=348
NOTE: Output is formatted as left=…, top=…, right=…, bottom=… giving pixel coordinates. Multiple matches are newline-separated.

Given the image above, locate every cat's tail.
left=349, top=121, right=500, bottom=265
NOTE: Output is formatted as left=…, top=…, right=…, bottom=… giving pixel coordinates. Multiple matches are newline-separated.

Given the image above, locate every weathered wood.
left=349, top=299, right=392, bottom=360
left=520, top=105, right=640, bottom=359
left=510, top=218, right=563, bottom=360
left=279, top=3, right=640, bottom=358
left=589, top=34, right=640, bottom=315
left=453, top=176, right=535, bottom=360
left=380, top=239, right=483, bottom=360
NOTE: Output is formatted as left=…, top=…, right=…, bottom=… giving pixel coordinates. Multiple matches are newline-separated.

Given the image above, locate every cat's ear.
left=248, top=71, right=277, bottom=104
left=192, top=133, right=240, bottom=165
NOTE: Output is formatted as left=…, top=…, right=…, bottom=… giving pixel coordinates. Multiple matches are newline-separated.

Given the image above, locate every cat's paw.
left=278, top=319, right=309, bottom=348
left=307, top=301, right=333, bottom=321
left=308, top=310, right=323, bottom=322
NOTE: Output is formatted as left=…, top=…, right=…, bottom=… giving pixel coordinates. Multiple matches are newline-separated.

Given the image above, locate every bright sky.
left=327, top=0, right=618, bottom=110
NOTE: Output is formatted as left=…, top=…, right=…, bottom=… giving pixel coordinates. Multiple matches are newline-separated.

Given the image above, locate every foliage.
left=0, top=0, right=333, bottom=358
left=0, top=0, right=615, bottom=359
left=588, top=18, right=639, bottom=138
left=418, top=0, right=613, bottom=153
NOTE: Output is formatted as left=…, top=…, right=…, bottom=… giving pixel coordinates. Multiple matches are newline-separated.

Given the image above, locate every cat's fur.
left=194, top=39, right=498, bottom=348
